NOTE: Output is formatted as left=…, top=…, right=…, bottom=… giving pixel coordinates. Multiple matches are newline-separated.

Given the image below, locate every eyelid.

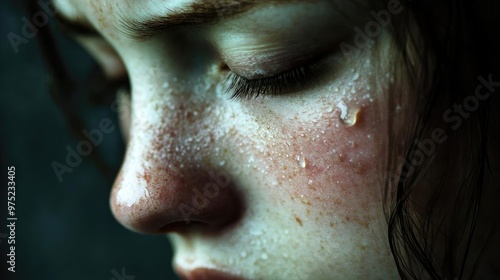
left=215, top=27, right=345, bottom=79
left=223, top=46, right=322, bottom=80
left=226, top=53, right=331, bottom=100
left=224, top=40, right=340, bottom=79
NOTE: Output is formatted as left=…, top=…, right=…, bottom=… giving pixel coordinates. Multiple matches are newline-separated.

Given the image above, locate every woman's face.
left=55, top=0, right=400, bottom=278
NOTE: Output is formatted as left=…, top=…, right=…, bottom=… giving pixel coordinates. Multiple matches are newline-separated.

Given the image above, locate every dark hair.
left=383, top=0, right=500, bottom=278
left=32, top=0, right=500, bottom=279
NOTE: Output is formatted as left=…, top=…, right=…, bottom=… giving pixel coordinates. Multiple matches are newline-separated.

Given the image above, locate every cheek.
left=242, top=85, right=386, bottom=230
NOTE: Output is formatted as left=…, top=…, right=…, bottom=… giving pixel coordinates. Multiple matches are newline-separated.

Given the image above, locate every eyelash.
left=226, top=59, right=324, bottom=100
left=105, top=57, right=326, bottom=100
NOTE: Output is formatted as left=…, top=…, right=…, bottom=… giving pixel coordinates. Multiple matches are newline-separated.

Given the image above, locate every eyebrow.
left=120, top=1, right=258, bottom=40
left=54, top=0, right=259, bottom=40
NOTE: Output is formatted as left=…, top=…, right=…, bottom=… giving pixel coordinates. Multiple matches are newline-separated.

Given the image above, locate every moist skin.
left=55, top=0, right=400, bottom=278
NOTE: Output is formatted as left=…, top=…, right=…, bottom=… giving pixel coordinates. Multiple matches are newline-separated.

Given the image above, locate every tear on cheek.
left=292, top=105, right=381, bottom=187
left=291, top=106, right=384, bottom=229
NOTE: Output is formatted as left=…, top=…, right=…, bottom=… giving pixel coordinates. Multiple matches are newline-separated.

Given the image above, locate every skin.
left=55, top=0, right=401, bottom=278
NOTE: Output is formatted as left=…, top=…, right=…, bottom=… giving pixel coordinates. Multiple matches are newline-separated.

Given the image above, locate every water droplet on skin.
left=241, top=251, right=247, bottom=258
left=219, top=160, right=226, bottom=166
left=308, top=179, right=313, bottom=185
left=353, top=72, right=360, bottom=81
left=296, top=155, right=307, bottom=168
left=337, top=100, right=348, bottom=119
left=261, top=253, right=268, bottom=260
left=336, top=100, right=360, bottom=127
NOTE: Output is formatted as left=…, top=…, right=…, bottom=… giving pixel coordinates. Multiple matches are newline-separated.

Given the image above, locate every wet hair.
left=30, top=0, right=500, bottom=278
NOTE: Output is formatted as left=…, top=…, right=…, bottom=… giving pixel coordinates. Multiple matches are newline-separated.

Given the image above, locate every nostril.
left=159, top=179, right=246, bottom=235
left=159, top=221, right=207, bottom=233
left=111, top=167, right=246, bottom=236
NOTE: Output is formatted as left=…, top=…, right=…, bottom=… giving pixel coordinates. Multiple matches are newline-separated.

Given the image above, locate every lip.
left=175, top=266, right=247, bottom=280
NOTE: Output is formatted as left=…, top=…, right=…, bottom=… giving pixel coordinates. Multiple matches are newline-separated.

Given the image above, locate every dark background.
left=1, top=1, right=177, bottom=279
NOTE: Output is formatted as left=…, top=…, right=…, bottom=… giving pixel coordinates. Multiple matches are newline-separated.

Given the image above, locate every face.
left=54, top=0, right=401, bottom=278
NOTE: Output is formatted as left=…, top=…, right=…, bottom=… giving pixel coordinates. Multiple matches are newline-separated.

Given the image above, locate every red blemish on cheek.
left=264, top=99, right=384, bottom=230
left=290, top=107, right=377, bottom=182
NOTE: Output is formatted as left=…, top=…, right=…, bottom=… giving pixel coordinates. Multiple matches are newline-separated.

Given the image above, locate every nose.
left=110, top=103, right=244, bottom=235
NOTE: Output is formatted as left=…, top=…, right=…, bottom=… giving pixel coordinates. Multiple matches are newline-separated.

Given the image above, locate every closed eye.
left=225, top=53, right=332, bottom=100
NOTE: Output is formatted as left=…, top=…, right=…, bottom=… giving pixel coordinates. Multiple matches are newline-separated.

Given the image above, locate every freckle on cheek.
left=262, top=98, right=382, bottom=229
left=295, top=216, right=303, bottom=226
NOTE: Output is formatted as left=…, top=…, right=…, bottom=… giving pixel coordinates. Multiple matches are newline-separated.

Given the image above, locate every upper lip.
left=175, top=266, right=248, bottom=280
